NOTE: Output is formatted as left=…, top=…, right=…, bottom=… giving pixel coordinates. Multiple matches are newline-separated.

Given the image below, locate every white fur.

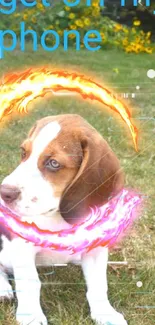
left=10, top=238, right=47, bottom=325
left=81, top=247, right=127, bottom=325
left=2, top=121, right=61, bottom=216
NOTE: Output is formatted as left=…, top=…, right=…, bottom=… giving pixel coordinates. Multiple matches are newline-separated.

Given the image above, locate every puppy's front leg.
left=10, top=238, right=47, bottom=325
left=81, top=247, right=127, bottom=325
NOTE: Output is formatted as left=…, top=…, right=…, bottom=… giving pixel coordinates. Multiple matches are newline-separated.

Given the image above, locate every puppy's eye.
left=21, top=148, right=26, bottom=160
left=46, top=159, right=61, bottom=171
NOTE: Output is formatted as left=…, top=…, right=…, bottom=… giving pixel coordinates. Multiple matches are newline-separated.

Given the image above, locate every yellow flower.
left=57, top=30, right=63, bottom=36
left=125, top=46, right=132, bottom=53
left=23, top=14, right=28, bottom=20
left=68, top=33, right=76, bottom=39
left=133, top=20, right=141, bottom=26
left=92, top=2, right=99, bottom=7
left=65, top=6, right=70, bottom=11
left=134, top=44, right=142, bottom=53
left=134, top=48, right=140, bottom=54
left=70, top=24, right=77, bottom=30
left=122, top=38, right=128, bottom=46
left=92, top=8, right=100, bottom=17
left=146, top=31, right=151, bottom=38
left=69, top=13, right=75, bottom=19
left=49, top=25, right=54, bottom=30
left=84, top=18, right=91, bottom=26
left=114, top=23, right=122, bottom=32
left=100, top=32, right=105, bottom=40
left=37, top=3, right=44, bottom=10
left=145, top=47, right=153, bottom=54
left=75, top=19, right=84, bottom=28
left=88, top=33, right=96, bottom=38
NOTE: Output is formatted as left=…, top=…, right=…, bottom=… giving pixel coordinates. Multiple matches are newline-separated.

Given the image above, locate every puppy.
left=0, top=114, right=127, bottom=325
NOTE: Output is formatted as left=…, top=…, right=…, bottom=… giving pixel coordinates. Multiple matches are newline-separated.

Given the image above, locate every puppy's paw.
left=0, top=276, right=14, bottom=301
left=16, top=308, right=48, bottom=325
left=91, top=304, right=127, bottom=325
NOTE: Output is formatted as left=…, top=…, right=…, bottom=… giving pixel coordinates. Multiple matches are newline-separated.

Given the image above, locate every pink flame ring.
left=0, top=189, right=141, bottom=255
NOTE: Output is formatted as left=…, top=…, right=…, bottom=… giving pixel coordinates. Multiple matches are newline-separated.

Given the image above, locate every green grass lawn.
left=0, top=45, right=155, bottom=325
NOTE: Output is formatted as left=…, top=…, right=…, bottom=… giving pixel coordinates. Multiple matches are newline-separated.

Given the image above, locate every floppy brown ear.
left=59, top=131, right=124, bottom=225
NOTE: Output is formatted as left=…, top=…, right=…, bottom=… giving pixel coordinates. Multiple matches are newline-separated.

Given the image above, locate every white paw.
left=0, top=276, right=14, bottom=301
left=16, top=309, right=48, bottom=325
left=91, top=305, right=127, bottom=325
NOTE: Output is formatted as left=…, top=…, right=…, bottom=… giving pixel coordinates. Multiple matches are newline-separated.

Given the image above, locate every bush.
left=103, top=0, right=155, bottom=38
left=4, top=0, right=155, bottom=54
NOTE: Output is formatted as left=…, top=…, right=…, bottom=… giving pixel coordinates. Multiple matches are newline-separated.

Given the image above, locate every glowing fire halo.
left=0, top=189, right=141, bottom=254
left=0, top=69, right=138, bottom=150
left=0, top=69, right=141, bottom=251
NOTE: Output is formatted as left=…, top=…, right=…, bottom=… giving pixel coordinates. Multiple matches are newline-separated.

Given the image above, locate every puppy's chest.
left=23, top=212, right=82, bottom=266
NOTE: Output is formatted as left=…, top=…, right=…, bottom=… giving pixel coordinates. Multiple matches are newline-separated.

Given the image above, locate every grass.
left=0, top=44, right=155, bottom=324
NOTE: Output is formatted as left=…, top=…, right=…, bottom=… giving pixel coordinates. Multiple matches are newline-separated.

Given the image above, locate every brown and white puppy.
left=0, top=114, right=127, bottom=325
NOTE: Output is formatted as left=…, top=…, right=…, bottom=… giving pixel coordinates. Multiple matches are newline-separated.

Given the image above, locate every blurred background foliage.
left=1, top=0, right=155, bottom=53
left=103, top=0, right=155, bottom=36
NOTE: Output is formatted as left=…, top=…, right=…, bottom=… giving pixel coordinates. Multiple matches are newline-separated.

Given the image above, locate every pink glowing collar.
left=0, top=189, right=142, bottom=255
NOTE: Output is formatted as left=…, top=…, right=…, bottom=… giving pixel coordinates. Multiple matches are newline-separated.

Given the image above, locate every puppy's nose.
left=0, top=184, right=21, bottom=203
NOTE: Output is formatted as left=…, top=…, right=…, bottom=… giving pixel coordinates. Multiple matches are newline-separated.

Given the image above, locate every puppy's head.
left=0, top=114, right=124, bottom=224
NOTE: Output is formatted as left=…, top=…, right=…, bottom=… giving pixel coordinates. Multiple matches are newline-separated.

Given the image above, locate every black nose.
left=0, top=184, right=21, bottom=204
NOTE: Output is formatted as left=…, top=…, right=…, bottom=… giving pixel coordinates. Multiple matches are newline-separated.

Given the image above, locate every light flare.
left=0, top=69, right=138, bottom=150
left=0, top=189, right=141, bottom=254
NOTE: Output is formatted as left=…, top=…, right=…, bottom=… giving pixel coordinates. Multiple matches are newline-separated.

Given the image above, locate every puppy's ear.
left=59, top=130, right=124, bottom=224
